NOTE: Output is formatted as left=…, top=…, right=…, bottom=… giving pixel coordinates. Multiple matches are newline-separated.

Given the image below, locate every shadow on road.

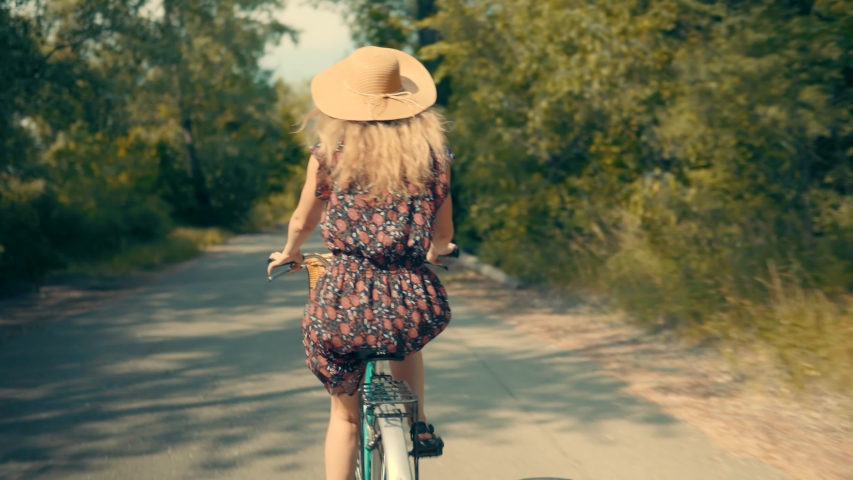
left=0, top=234, right=327, bottom=478
left=1, top=232, right=679, bottom=479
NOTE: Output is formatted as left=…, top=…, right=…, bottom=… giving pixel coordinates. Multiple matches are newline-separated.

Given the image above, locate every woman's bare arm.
left=432, top=194, right=454, bottom=249
left=267, top=155, right=325, bottom=275
left=427, top=171, right=455, bottom=264
left=282, top=155, right=325, bottom=256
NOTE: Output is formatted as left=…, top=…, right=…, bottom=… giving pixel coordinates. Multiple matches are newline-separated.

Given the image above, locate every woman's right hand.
left=427, top=242, right=457, bottom=266
left=267, top=251, right=303, bottom=277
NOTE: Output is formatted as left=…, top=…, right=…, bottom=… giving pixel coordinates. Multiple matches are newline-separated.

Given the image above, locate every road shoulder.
left=439, top=268, right=852, bottom=480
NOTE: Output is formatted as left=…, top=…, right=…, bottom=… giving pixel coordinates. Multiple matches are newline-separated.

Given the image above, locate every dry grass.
left=599, top=228, right=853, bottom=397
left=64, top=227, right=232, bottom=276
left=747, top=267, right=853, bottom=393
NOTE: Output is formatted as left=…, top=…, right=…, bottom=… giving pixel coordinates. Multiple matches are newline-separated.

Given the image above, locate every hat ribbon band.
left=344, top=83, right=426, bottom=119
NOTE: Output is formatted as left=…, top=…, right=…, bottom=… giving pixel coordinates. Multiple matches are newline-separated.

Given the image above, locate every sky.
left=260, top=1, right=355, bottom=85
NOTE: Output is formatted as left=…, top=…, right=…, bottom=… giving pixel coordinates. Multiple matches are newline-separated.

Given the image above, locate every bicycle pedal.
left=410, top=438, right=444, bottom=458
left=410, top=446, right=443, bottom=458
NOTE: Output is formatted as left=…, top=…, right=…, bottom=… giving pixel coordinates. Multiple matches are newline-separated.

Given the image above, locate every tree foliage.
left=362, top=0, right=852, bottom=385
left=0, top=0, right=306, bottom=283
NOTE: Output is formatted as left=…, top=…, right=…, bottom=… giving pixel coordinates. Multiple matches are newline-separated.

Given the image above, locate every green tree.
left=0, top=0, right=306, bottom=283
left=414, top=0, right=853, bottom=386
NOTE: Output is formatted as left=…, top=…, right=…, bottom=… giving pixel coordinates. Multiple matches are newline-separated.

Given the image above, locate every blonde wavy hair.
left=301, top=109, right=447, bottom=198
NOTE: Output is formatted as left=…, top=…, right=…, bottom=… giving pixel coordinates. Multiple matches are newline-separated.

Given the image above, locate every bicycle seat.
left=350, top=349, right=406, bottom=362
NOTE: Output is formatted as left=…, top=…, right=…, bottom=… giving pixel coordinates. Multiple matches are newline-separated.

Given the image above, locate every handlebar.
left=267, top=247, right=460, bottom=282
left=266, top=253, right=329, bottom=281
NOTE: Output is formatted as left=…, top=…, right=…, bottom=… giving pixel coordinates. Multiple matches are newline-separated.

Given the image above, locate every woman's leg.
left=389, top=351, right=431, bottom=438
left=326, top=392, right=361, bottom=480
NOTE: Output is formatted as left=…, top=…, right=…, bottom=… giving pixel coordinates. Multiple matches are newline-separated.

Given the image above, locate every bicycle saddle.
left=350, top=349, right=406, bottom=362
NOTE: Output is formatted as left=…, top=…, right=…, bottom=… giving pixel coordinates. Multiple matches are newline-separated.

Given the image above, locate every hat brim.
left=311, top=48, right=437, bottom=122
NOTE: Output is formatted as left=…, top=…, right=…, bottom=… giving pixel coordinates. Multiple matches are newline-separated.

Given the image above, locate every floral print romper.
left=302, top=143, right=453, bottom=395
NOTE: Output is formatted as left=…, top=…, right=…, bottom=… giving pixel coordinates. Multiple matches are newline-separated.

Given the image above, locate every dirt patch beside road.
left=441, top=269, right=853, bottom=480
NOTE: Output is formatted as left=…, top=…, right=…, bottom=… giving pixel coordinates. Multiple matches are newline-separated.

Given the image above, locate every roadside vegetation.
left=61, top=227, right=232, bottom=276
left=1, top=0, right=308, bottom=284
left=330, top=0, right=853, bottom=394
left=3, top=0, right=851, bottom=393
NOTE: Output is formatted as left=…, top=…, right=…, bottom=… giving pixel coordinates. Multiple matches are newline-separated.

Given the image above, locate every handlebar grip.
left=446, top=247, right=460, bottom=259
left=268, top=258, right=297, bottom=269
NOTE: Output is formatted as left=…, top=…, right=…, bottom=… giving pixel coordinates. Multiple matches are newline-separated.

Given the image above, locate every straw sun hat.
left=310, top=46, right=437, bottom=122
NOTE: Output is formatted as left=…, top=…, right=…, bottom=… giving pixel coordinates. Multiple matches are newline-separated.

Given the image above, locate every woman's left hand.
left=268, top=251, right=303, bottom=276
left=426, top=242, right=457, bottom=266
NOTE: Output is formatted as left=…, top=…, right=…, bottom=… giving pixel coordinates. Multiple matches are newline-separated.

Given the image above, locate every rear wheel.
left=358, top=360, right=416, bottom=479
left=371, top=442, right=384, bottom=480
left=375, top=407, right=414, bottom=479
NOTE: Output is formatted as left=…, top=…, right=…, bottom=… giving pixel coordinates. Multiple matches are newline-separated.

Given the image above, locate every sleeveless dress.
left=301, top=143, right=454, bottom=395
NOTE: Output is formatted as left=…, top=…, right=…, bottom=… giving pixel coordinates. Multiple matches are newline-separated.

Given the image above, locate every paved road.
left=0, top=232, right=787, bottom=480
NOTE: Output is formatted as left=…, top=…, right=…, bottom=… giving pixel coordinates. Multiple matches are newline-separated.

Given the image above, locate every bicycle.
left=268, top=249, right=458, bottom=480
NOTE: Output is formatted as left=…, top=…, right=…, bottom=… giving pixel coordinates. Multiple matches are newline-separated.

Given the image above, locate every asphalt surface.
left=0, top=232, right=788, bottom=480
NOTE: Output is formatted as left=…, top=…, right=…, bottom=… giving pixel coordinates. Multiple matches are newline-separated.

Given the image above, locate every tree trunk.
left=181, top=116, right=213, bottom=224
left=415, top=0, right=439, bottom=46
left=799, top=144, right=814, bottom=268
left=164, top=0, right=213, bottom=224
left=415, top=0, right=450, bottom=106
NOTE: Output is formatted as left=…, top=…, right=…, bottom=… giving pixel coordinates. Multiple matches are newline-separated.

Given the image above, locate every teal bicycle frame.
left=361, top=361, right=376, bottom=478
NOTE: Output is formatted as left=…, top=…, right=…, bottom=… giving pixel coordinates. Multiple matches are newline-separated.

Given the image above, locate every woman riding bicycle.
left=267, top=46, right=455, bottom=480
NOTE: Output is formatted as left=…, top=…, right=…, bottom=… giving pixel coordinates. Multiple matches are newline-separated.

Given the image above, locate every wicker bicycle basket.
left=304, top=253, right=334, bottom=291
